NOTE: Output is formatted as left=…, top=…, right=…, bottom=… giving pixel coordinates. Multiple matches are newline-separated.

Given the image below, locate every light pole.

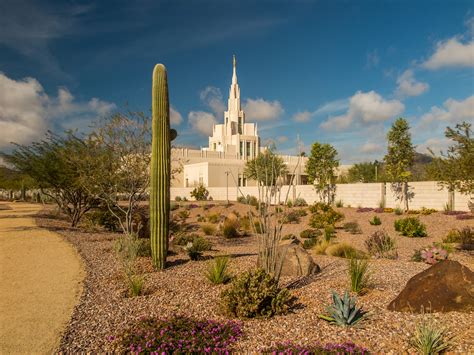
left=225, top=170, right=230, bottom=205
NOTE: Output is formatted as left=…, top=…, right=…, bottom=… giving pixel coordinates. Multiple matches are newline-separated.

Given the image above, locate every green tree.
left=1, top=132, right=98, bottom=226
left=427, top=122, right=473, bottom=207
left=244, top=148, right=288, bottom=186
left=347, top=162, right=377, bottom=183
left=306, top=142, right=339, bottom=204
left=384, top=118, right=415, bottom=212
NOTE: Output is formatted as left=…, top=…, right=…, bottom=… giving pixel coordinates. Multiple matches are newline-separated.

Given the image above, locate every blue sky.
left=0, top=0, right=473, bottom=163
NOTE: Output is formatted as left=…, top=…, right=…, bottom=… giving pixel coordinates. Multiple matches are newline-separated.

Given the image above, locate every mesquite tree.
left=306, top=142, right=339, bottom=204
left=384, top=118, right=415, bottom=212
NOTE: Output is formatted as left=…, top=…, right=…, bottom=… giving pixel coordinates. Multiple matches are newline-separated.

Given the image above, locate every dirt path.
left=0, top=202, right=84, bottom=354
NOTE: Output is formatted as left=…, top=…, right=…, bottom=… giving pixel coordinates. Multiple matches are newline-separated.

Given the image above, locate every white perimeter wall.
left=171, top=181, right=472, bottom=211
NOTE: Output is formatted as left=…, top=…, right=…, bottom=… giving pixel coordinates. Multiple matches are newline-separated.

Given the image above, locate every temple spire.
left=232, top=54, right=237, bottom=84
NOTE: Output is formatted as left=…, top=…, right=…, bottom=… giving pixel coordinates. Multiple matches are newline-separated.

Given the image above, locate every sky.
left=0, top=0, right=473, bottom=163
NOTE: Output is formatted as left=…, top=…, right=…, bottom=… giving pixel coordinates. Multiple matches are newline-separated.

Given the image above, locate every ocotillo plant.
left=150, top=64, right=171, bottom=269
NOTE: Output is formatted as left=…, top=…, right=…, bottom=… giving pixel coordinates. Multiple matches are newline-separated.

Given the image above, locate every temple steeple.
left=232, top=54, right=237, bottom=84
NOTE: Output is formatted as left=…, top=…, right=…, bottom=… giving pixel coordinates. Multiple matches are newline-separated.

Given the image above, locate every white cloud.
left=187, top=111, right=217, bottom=136
left=292, top=111, right=311, bottom=122
left=366, top=50, right=380, bottom=69
left=420, top=95, right=474, bottom=126
left=417, top=137, right=451, bottom=155
left=0, top=72, right=115, bottom=149
left=277, top=135, right=288, bottom=143
left=170, top=106, right=183, bottom=125
left=395, top=69, right=429, bottom=97
left=321, top=91, right=404, bottom=131
left=243, top=98, right=284, bottom=121
left=423, top=37, right=474, bottom=69
left=199, top=86, right=225, bottom=118
left=360, top=142, right=383, bottom=154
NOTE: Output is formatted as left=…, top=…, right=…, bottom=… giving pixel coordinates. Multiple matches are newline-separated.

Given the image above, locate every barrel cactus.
left=150, top=64, right=175, bottom=269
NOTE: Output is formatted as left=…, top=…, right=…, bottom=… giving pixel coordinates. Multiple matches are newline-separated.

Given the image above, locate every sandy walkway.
left=0, top=202, right=84, bottom=354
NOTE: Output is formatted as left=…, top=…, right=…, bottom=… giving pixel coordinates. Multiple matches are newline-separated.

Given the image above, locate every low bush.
left=314, top=239, right=331, bottom=255
left=410, top=319, right=452, bottom=355
left=281, top=233, right=295, bottom=240
left=300, top=228, right=321, bottom=239
left=190, top=184, right=209, bottom=201
left=238, top=195, right=258, bottom=207
left=173, top=233, right=199, bottom=246
left=87, top=208, right=121, bottom=232
left=197, top=216, right=206, bottom=222
left=303, top=237, right=318, bottom=249
left=411, top=248, right=423, bottom=262
left=282, top=210, right=301, bottom=224
left=369, top=216, right=382, bottom=225
left=170, top=202, right=179, bottom=211
left=126, top=274, right=144, bottom=297
left=220, top=269, right=293, bottom=318
left=136, top=238, right=151, bottom=257
left=326, top=243, right=367, bottom=259
left=324, top=225, right=336, bottom=241
left=294, top=208, right=308, bottom=217
left=239, top=216, right=251, bottom=232
left=112, top=316, right=242, bottom=353
left=419, top=246, right=448, bottom=265
left=319, top=291, right=367, bottom=327
left=205, top=256, right=232, bottom=284
left=261, top=341, right=369, bottom=354
left=253, top=221, right=264, bottom=234
left=458, top=226, right=474, bottom=250
left=420, top=207, right=437, bottom=215
left=207, top=213, right=220, bottom=223
left=201, top=224, right=216, bottom=236
left=178, top=210, right=190, bottom=221
left=394, top=207, right=403, bottom=215
left=174, top=196, right=182, bottom=202
left=349, top=258, right=370, bottom=294
left=335, top=200, right=344, bottom=208
left=343, top=221, right=362, bottom=234
left=443, top=229, right=460, bottom=243
left=394, top=217, right=427, bottom=238
left=184, top=237, right=213, bottom=261
left=293, top=197, right=308, bottom=207
left=222, top=220, right=239, bottom=239
left=286, top=200, right=293, bottom=208
left=365, top=231, right=397, bottom=259
left=309, top=203, right=344, bottom=229
left=356, top=207, right=374, bottom=213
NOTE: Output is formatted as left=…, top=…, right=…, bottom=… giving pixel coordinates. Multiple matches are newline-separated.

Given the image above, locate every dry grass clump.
left=326, top=243, right=367, bottom=259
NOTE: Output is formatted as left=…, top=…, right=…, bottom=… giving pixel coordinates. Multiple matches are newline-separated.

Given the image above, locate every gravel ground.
left=36, top=203, right=474, bottom=353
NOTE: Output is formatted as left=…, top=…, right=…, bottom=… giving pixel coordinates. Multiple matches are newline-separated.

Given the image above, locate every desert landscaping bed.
left=36, top=203, right=474, bottom=353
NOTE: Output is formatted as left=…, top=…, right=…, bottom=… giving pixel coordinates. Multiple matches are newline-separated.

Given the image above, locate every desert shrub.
left=319, top=291, right=367, bottom=327
left=443, top=229, right=460, bottom=243
left=87, top=208, right=121, bottom=232
left=365, top=231, right=397, bottom=259
left=260, top=341, right=369, bottom=354
left=294, top=208, right=308, bottom=217
left=206, top=213, right=220, bottom=223
left=394, top=217, right=427, bottom=238
left=309, top=203, right=344, bottom=229
left=190, top=184, right=209, bottom=201
left=343, top=221, right=362, bottom=234
left=300, top=228, right=321, bottom=239
left=282, top=210, right=301, bottom=224
left=324, top=225, right=336, bottom=241
left=293, top=197, right=308, bottom=207
left=407, top=209, right=421, bottom=214
left=184, top=237, right=212, bottom=260
left=127, top=274, right=145, bottom=297
left=356, top=207, right=374, bottom=213
left=335, top=200, right=343, bottom=208
left=170, top=203, right=179, bottom=211
left=303, top=237, right=318, bottom=249
left=175, top=196, right=182, bottom=202
left=275, top=206, right=283, bottom=213
left=220, top=269, right=292, bottom=318
left=349, top=258, right=370, bottom=294
left=222, top=220, right=240, bottom=239
left=173, top=233, right=198, bottom=246
left=458, top=226, right=474, bottom=250
left=410, top=319, right=452, bottom=355
left=197, top=216, right=206, bottom=222
left=201, top=224, right=216, bottom=236
left=253, top=220, right=264, bottom=234
left=246, top=195, right=258, bottom=207
left=369, top=216, right=382, bottom=225
left=394, top=207, right=403, bottom=215
left=205, top=256, right=232, bottom=285
left=419, top=246, right=448, bottom=265
left=411, top=248, right=423, bottom=262
left=420, top=207, right=437, bottom=215
left=237, top=196, right=246, bottom=203
left=239, top=216, right=251, bottom=231
left=113, top=316, right=242, bottom=353
left=314, top=239, right=331, bottom=255
left=136, top=238, right=151, bottom=257
left=326, top=243, right=366, bottom=259
left=287, top=200, right=293, bottom=208
left=281, top=233, right=295, bottom=240
left=182, top=197, right=188, bottom=201
left=178, top=210, right=190, bottom=221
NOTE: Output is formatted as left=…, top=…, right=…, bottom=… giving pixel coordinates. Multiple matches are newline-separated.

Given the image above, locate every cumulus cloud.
left=292, top=111, right=311, bottom=122
left=366, top=50, right=380, bottom=69
left=170, top=106, right=183, bottom=125
left=0, top=72, right=115, bottom=149
left=243, top=98, right=284, bottom=121
left=292, top=99, right=348, bottom=123
left=420, top=95, right=474, bottom=126
left=187, top=111, right=218, bottom=136
left=417, top=137, right=451, bottom=155
left=360, top=142, right=383, bottom=154
left=320, top=91, right=404, bottom=131
left=199, top=86, right=225, bottom=118
left=395, top=69, right=429, bottom=97
left=423, top=37, right=474, bottom=69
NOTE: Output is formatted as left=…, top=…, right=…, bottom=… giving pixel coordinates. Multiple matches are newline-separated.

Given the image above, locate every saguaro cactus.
left=150, top=64, right=171, bottom=269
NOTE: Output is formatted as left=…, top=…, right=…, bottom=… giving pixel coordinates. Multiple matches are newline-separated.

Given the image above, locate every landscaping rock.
left=388, top=260, right=474, bottom=313
left=278, top=239, right=320, bottom=277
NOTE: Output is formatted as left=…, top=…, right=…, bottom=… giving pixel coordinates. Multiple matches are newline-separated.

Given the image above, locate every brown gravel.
left=36, top=203, right=474, bottom=353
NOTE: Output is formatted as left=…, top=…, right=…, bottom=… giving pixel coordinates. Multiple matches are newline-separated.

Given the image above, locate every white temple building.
left=171, top=56, right=349, bottom=188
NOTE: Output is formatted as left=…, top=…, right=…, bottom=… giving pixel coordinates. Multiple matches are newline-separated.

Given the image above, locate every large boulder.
left=277, top=238, right=320, bottom=277
left=388, top=260, right=474, bottom=313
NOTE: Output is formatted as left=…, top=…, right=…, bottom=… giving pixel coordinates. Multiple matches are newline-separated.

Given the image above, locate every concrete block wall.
left=171, top=181, right=472, bottom=211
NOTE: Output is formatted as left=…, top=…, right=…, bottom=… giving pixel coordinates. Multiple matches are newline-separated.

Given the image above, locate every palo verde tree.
left=244, top=147, right=288, bottom=187
left=427, top=121, right=473, bottom=208
left=346, top=161, right=379, bottom=183
left=1, top=132, right=98, bottom=226
left=384, top=117, right=415, bottom=212
left=306, top=142, right=339, bottom=204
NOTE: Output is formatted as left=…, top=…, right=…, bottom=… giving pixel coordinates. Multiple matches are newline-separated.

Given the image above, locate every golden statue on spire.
left=233, top=54, right=236, bottom=68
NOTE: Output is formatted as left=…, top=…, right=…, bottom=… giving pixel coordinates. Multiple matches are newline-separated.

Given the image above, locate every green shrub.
left=239, top=216, right=251, bottom=231
left=87, top=208, right=121, bottom=232
left=184, top=236, right=212, bottom=260
left=173, top=233, right=198, bottom=246
left=295, top=208, right=308, bottom=217
left=303, top=238, right=318, bottom=249
left=410, top=319, right=452, bottom=355
left=293, top=197, right=307, bottom=207
left=324, top=225, right=336, bottom=241
left=254, top=221, right=264, bottom=234
left=178, top=210, right=190, bottom=221
left=137, top=238, right=151, bottom=257
left=170, top=202, right=179, bottom=211
left=201, top=224, right=216, bottom=236
left=220, top=269, right=292, bottom=318
left=318, top=291, right=367, bottom=327
left=205, top=256, right=232, bottom=284
left=326, top=243, right=367, bottom=259
left=282, top=233, right=295, bottom=240
left=411, top=248, right=423, bottom=262
left=309, top=203, right=344, bottom=229
left=343, top=222, right=362, bottom=234
left=349, top=258, right=370, bottom=294
left=443, top=229, right=460, bottom=243
left=369, top=216, right=382, bottom=226
left=394, top=217, right=427, bottom=238
left=126, top=273, right=144, bottom=297
left=365, top=231, right=397, bottom=259
left=287, top=200, right=293, bottom=208
left=335, top=200, right=344, bottom=208
left=222, top=220, right=239, bottom=238
left=197, top=216, right=206, bottom=222
left=207, top=213, right=220, bottom=223
left=190, top=184, right=209, bottom=201
left=314, top=239, right=331, bottom=254
left=394, top=207, right=403, bottom=215
left=175, top=196, right=182, bottom=202
left=459, top=226, right=474, bottom=250
left=282, top=210, right=301, bottom=224
left=300, top=229, right=321, bottom=239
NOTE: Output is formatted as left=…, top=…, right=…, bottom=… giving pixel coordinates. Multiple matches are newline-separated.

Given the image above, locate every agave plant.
left=318, top=291, right=367, bottom=327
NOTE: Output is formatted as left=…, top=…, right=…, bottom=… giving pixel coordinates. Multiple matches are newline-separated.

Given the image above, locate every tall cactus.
left=150, top=64, right=171, bottom=269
